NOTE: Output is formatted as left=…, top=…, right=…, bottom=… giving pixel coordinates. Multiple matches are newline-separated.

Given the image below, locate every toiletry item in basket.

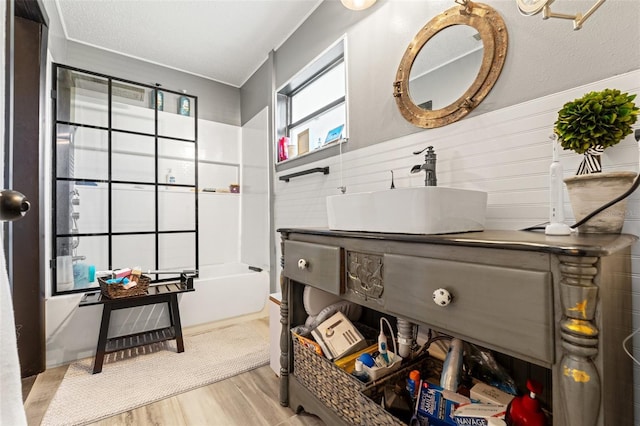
left=453, top=403, right=507, bottom=425
left=416, top=381, right=470, bottom=426
left=352, top=359, right=370, bottom=383
left=310, top=311, right=367, bottom=360
left=114, top=268, right=132, bottom=279
left=358, top=352, right=376, bottom=368
left=378, top=330, right=390, bottom=366
left=407, top=370, right=421, bottom=401
left=441, top=338, right=464, bottom=392
left=334, top=343, right=377, bottom=373
left=105, top=277, right=130, bottom=285
left=470, top=382, right=515, bottom=406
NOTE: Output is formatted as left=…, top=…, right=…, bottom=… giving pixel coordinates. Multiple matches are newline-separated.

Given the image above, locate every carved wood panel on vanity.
left=278, top=229, right=636, bottom=426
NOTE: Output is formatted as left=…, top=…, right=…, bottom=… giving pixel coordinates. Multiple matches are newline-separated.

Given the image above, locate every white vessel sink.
left=326, top=186, right=487, bottom=234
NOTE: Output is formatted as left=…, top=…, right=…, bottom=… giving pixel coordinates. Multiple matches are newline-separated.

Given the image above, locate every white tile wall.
left=274, top=69, right=640, bottom=418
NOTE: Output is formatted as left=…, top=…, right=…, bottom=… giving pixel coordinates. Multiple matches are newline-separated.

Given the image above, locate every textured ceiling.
left=52, top=0, right=323, bottom=87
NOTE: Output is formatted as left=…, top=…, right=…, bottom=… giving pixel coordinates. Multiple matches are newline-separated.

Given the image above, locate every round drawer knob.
left=297, top=258, right=309, bottom=270
left=433, top=288, right=452, bottom=306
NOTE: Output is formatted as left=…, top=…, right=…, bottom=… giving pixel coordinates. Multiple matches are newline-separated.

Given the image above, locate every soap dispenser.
left=506, top=379, right=546, bottom=426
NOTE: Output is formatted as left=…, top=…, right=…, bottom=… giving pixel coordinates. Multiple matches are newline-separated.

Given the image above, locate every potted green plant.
left=554, top=88, right=639, bottom=233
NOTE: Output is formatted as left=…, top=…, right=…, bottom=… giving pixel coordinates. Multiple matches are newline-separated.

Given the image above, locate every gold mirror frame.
left=393, top=1, right=508, bottom=128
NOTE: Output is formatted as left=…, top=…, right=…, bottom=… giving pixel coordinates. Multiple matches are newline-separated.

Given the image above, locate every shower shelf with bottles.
left=52, top=64, right=199, bottom=295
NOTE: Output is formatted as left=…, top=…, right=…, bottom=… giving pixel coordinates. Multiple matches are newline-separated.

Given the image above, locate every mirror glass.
left=409, top=25, right=483, bottom=111
left=394, top=2, right=508, bottom=128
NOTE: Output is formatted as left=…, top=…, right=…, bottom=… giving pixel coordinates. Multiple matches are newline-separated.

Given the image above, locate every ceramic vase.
left=564, top=171, right=637, bottom=233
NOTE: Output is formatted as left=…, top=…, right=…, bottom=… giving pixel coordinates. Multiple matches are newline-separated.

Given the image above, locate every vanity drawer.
left=284, top=241, right=342, bottom=295
left=384, top=254, right=553, bottom=365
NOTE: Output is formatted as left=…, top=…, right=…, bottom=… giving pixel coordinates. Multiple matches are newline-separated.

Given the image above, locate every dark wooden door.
left=6, top=0, right=49, bottom=377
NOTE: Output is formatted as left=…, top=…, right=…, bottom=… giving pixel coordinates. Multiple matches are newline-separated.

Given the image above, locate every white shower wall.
left=240, top=107, right=270, bottom=271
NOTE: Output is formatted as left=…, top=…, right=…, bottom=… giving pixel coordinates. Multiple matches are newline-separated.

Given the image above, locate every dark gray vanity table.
left=278, top=228, right=636, bottom=426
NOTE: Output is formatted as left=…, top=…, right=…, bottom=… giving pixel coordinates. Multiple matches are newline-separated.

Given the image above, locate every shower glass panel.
left=55, top=235, right=108, bottom=292
left=158, top=138, right=196, bottom=186
left=53, top=64, right=198, bottom=295
left=56, top=68, right=109, bottom=128
left=158, top=187, right=196, bottom=232
left=158, top=91, right=196, bottom=140
left=112, top=234, right=156, bottom=273
left=56, top=125, right=108, bottom=181
left=112, top=132, right=156, bottom=183
left=112, top=183, right=155, bottom=233
left=56, top=181, right=108, bottom=235
left=111, top=82, right=155, bottom=134
left=159, top=233, right=196, bottom=279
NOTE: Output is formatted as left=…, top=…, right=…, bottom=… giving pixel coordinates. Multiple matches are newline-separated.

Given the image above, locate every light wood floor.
left=23, top=312, right=325, bottom=426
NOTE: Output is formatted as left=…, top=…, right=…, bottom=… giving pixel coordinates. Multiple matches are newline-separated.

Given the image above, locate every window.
left=276, top=39, right=346, bottom=164
left=52, top=64, right=198, bottom=295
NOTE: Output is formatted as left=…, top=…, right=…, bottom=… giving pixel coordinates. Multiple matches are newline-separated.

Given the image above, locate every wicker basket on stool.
left=98, top=275, right=150, bottom=299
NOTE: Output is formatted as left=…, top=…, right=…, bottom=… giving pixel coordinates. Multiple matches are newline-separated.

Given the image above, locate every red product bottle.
left=278, top=136, right=289, bottom=162
left=507, top=380, right=546, bottom=426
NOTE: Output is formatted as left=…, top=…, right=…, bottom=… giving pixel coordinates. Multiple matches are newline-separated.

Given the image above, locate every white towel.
left=0, top=227, right=27, bottom=425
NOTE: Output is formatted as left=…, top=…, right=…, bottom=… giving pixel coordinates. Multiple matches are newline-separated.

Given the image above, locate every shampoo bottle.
left=178, top=90, right=190, bottom=116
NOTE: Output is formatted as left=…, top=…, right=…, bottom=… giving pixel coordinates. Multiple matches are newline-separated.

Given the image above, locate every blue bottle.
left=352, top=359, right=370, bottom=383
left=178, top=92, right=190, bottom=116
left=151, top=90, right=164, bottom=111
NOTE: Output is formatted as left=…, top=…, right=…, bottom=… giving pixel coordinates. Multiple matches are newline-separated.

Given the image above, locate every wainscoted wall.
left=273, top=70, right=640, bottom=419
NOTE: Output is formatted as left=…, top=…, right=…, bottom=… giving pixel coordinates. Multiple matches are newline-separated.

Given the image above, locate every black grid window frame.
left=284, top=56, right=346, bottom=136
left=51, top=63, right=199, bottom=296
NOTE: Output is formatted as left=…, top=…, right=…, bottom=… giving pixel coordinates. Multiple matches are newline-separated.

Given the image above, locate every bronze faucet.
left=410, top=146, right=437, bottom=186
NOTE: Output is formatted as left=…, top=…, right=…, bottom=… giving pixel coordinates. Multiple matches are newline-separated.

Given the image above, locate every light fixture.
left=340, top=0, right=376, bottom=11
left=516, top=0, right=606, bottom=30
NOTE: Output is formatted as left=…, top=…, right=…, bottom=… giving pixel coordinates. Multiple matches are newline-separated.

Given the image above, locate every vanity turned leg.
left=557, top=256, right=600, bottom=426
left=279, top=232, right=289, bottom=407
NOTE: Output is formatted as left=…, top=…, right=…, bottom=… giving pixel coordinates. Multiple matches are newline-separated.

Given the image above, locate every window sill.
left=275, top=138, right=346, bottom=172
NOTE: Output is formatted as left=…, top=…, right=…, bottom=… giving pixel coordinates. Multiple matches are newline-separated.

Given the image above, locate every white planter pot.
left=564, top=171, right=637, bottom=233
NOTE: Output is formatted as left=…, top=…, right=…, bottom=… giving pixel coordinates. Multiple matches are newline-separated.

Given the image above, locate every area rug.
left=41, top=322, right=269, bottom=426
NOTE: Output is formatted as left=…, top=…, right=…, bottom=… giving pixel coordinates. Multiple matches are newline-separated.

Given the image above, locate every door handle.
left=0, top=189, right=31, bottom=221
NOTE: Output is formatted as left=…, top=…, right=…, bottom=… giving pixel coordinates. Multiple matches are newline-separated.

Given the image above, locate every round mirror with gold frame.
left=393, top=1, right=508, bottom=128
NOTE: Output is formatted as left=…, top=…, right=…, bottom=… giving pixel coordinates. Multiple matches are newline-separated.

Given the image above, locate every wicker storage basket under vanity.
left=292, top=331, right=369, bottom=424
left=98, top=275, right=150, bottom=299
